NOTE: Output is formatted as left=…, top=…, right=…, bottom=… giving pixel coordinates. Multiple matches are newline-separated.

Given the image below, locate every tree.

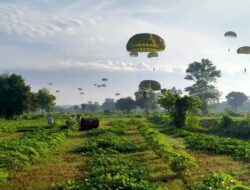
left=185, top=59, right=221, bottom=114
left=134, top=91, right=159, bottom=112
left=0, top=73, right=32, bottom=119
left=37, top=88, right=56, bottom=112
left=81, top=104, right=87, bottom=112
left=116, top=97, right=136, bottom=113
left=86, top=101, right=100, bottom=112
left=226, top=91, right=248, bottom=111
left=101, top=98, right=116, bottom=111
left=73, top=105, right=80, bottom=112
left=158, top=91, right=201, bottom=128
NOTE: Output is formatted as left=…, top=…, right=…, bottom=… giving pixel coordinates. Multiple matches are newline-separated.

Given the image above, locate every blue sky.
left=1, top=0, right=250, bottom=105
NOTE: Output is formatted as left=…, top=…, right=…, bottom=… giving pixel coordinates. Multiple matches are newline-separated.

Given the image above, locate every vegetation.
left=116, top=97, right=136, bottom=113
left=226, top=91, right=248, bottom=111
left=184, top=59, right=221, bottom=114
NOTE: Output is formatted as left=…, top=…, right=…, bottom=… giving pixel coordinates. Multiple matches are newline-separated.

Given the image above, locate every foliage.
left=190, top=173, right=250, bottom=190
left=136, top=120, right=197, bottom=175
left=0, top=170, right=8, bottom=183
left=0, top=73, right=32, bottom=119
left=36, top=88, right=56, bottom=112
left=134, top=91, right=159, bottom=112
left=226, top=91, right=248, bottom=111
left=116, top=97, right=136, bottom=113
left=158, top=90, right=201, bottom=128
left=75, top=131, right=138, bottom=153
left=220, top=115, right=234, bottom=128
left=185, top=113, right=200, bottom=129
left=101, top=98, right=116, bottom=111
left=184, top=59, right=221, bottom=114
left=0, top=129, right=65, bottom=170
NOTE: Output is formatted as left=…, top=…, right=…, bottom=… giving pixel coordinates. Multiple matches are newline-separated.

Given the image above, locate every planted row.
left=0, top=129, right=65, bottom=181
left=136, top=120, right=197, bottom=175
left=170, top=129, right=250, bottom=162
left=61, top=127, right=164, bottom=190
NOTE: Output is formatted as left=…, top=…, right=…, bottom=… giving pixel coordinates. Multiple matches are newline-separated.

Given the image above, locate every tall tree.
left=101, top=98, right=116, bottom=111
left=37, top=88, right=56, bottom=112
left=0, top=74, right=31, bottom=119
left=81, top=104, right=87, bottom=112
left=185, top=59, right=221, bottom=114
left=226, top=91, right=248, bottom=111
left=86, top=101, right=100, bottom=112
left=116, top=97, right=136, bottom=113
left=134, top=91, right=159, bottom=112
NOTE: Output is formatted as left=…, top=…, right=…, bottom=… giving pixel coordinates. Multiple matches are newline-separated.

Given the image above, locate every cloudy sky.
left=1, top=0, right=250, bottom=105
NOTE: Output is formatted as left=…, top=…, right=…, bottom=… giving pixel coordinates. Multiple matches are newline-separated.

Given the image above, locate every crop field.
left=0, top=115, right=249, bottom=190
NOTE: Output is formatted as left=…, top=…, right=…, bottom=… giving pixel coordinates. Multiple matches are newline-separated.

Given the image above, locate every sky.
left=1, top=0, right=250, bottom=105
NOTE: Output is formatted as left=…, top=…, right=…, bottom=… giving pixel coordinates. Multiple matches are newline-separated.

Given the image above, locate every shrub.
left=185, top=113, right=200, bottom=129
left=0, top=170, right=8, bottom=183
left=220, top=115, right=234, bottom=128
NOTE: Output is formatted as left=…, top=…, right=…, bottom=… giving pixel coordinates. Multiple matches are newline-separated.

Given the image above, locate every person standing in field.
left=48, top=114, right=54, bottom=125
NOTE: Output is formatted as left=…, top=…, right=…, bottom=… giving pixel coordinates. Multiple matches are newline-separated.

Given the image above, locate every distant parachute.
left=78, top=88, right=82, bottom=91
left=94, top=83, right=97, bottom=86
left=224, top=31, right=237, bottom=52
left=224, top=31, right=237, bottom=38
left=101, top=84, right=106, bottom=87
left=115, top=93, right=120, bottom=96
left=49, top=83, right=53, bottom=85
left=102, top=78, right=108, bottom=82
left=139, top=80, right=161, bottom=91
left=97, top=85, right=102, bottom=88
left=56, top=90, right=60, bottom=93
left=80, top=92, right=84, bottom=95
left=126, top=33, right=165, bottom=58
left=237, top=46, right=250, bottom=54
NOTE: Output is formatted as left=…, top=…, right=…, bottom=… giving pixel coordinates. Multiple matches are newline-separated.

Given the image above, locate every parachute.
left=97, top=85, right=102, bottom=88
left=101, top=84, right=106, bottom=87
left=115, top=93, right=120, bottom=96
left=224, top=31, right=237, bottom=38
left=49, top=83, right=53, bottom=85
left=78, top=88, right=82, bottom=91
left=139, top=80, right=161, bottom=91
left=102, top=78, right=108, bottom=82
left=94, top=83, right=97, bottom=86
left=56, top=90, right=60, bottom=93
left=80, top=92, right=84, bottom=95
left=237, top=46, right=250, bottom=54
left=126, top=33, right=165, bottom=58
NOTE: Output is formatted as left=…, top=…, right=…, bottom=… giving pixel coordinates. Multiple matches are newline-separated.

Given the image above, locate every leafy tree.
left=86, top=101, right=100, bottom=112
left=116, top=97, right=136, bottom=113
left=81, top=104, right=87, bottom=112
left=0, top=73, right=31, bottom=119
left=134, top=91, right=159, bottom=112
left=158, top=91, right=201, bottom=128
left=185, top=59, right=221, bottom=114
left=37, top=88, right=56, bottom=112
left=73, top=105, right=80, bottom=112
left=226, top=91, right=248, bottom=111
left=101, top=98, right=116, bottom=111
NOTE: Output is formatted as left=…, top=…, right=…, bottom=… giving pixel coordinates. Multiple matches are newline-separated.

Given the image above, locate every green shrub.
left=220, top=115, right=234, bottom=128
left=190, top=173, right=250, bottom=190
left=0, top=170, right=8, bottom=183
left=185, top=113, right=200, bottom=129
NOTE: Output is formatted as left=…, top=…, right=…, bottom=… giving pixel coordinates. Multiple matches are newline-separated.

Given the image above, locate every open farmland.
left=0, top=115, right=249, bottom=190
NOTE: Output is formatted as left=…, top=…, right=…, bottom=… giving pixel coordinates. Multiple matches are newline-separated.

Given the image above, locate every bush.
left=185, top=113, right=200, bottom=129
left=220, top=115, right=234, bottom=128
left=0, top=170, right=8, bottom=183
left=190, top=173, right=250, bottom=190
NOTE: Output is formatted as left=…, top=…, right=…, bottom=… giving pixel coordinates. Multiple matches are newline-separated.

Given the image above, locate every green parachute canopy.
left=139, top=80, right=161, bottom=91
left=127, top=33, right=165, bottom=58
left=237, top=46, right=250, bottom=54
left=224, top=31, right=237, bottom=38
left=147, top=52, right=158, bottom=58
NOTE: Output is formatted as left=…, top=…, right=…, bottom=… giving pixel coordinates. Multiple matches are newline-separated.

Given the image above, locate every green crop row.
left=0, top=129, right=65, bottom=182
left=168, top=129, right=250, bottom=162
left=135, top=120, right=197, bottom=175
left=60, top=125, right=165, bottom=190
left=189, top=173, right=250, bottom=190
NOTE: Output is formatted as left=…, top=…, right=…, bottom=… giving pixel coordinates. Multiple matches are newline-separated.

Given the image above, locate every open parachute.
left=139, top=80, right=161, bottom=91
left=224, top=31, right=237, bottom=38
left=126, top=33, right=165, bottom=58
left=237, top=46, right=250, bottom=54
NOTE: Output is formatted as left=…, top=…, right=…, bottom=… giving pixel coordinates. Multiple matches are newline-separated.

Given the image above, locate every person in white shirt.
left=48, top=114, right=54, bottom=125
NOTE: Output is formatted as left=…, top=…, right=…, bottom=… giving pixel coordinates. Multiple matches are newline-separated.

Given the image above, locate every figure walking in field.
left=47, top=114, right=54, bottom=125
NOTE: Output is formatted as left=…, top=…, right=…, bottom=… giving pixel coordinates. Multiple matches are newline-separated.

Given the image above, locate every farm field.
left=0, top=116, right=249, bottom=190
